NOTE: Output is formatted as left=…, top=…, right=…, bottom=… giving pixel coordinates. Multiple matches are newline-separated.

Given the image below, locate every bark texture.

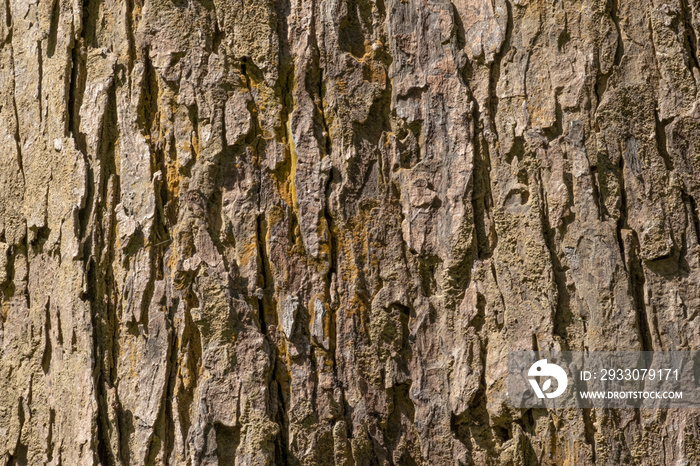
left=1, top=0, right=700, bottom=464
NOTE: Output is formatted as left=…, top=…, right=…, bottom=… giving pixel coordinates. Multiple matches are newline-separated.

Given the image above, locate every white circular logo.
left=528, top=359, right=568, bottom=399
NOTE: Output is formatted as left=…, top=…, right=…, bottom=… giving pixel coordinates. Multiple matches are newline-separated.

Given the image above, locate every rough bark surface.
left=1, top=0, right=700, bottom=464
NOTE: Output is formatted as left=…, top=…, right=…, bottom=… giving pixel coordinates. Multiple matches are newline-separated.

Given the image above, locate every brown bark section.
left=1, top=0, right=699, bottom=464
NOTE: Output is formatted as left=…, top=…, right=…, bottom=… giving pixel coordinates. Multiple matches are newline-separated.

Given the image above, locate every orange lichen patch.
left=335, top=79, right=348, bottom=95
left=180, top=227, right=197, bottom=259
left=165, top=159, right=181, bottom=199
left=176, top=322, right=202, bottom=391
left=337, top=231, right=359, bottom=286
left=346, top=41, right=384, bottom=65
left=167, top=233, right=180, bottom=274
left=362, top=61, right=386, bottom=87
left=316, top=216, right=331, bottom=244
left=286, top=219, right=306, bottom=258
left=190, top=129, right=200, bottom=160
left=346, top=292, right=370, bottom=331
left=246, top=79, right=277, bottom=131
left=237, top=240, right=258, bottom=269
left=383, top=132, right=395, bottom=148
left=269, top=118, right=299, bottom=211
left=270, top=152, right=294, bottom=208
left=338, top=212, right=373, bottom=285
left=178, top=356, right=194, bottom=391
left=287, top=120, right=299, bottom=212
left=131, top=1, right=143, bottom=23
left=181, top=140, right=190, bottom=153
left=266, top=205, right=285, bottom=227
left=113, top=136, right=122, bottom=174
left=123, top=339, right=142, bottom=380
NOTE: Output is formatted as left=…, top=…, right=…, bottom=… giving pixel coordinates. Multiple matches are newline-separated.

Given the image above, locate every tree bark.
left=1, top=0, right=699, bottom=464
